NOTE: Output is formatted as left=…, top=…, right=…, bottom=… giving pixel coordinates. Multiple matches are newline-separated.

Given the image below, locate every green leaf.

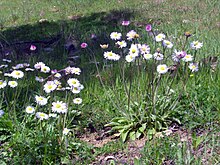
left=121, top=129, right=130, bottom=142
left=129, top=131, right=136, bottom=141
left=138, top=123, right=147, bottom=133
left=135, top=130, right=142, bottom=139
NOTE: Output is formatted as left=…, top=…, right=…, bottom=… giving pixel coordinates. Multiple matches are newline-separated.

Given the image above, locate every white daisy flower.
left=35, top=76, right=44, bottom=82
left=138, top=44, right=150, bottom=54
left=67, top=78, right=80, bottom=87
left=71, top=86, right=82, bottom=94
left=25, top=68, right=35, bottom=71
left=52, top=101, right=67, bottom=113
left=103, top=51, right=120, bottom=61
left=54, top=73, right=62, bottom=78
left=34, top=62, right=45, bottom=69
left=116, top=40, right=127, bottom=48
left=63, top=128, right=70, bottom=135
left=71, top=67, right=81, bottom=75
left=0, top=80, right=7, bottom=89
left=35, top=95, right=48, bottom=106
left=43, top=81, right=57, bottom=93
left=73, top=98, right=82, bottom=104
left=4, top=73, right=11, bottom=77
left=41, top=65, right=50, bottom=73
left=190, top=41, right=203, bottom=50
left=188, top=63, right=199, bottom=72
left=25, top=106, right=35, bottom=114
left=143, top=54, right=153, bottom=60
left=182, top=54, right=193, bottom=62
left=2, top=59, right=12, bottom=63
left=157, top=64, right=168, bottom=74
left=125, top=54, right=136, bottom=62
left=153, top=52, right=164, bottom=61
left=8, top=81, right=18, bottom=88
left=129, top=44, right=139, bottom=57
left=11, top=70, right=24, bottom=79
left=126, top=30, right=139, bottom=40
left=36, top=112, right=49, bottom=120
left=155, top=33, right=165, bottom=42
left=172, top=50, right=186, bottom=62
left=0, top=65, right=8, bottom=69
left=100, top=44, right=109, bottom=49
left=49, top=113, right=57, bottom=118
left=110, top=32, right=122, bottom=40
left=163, top=40, right=173, bottom=48
left=12, top=64, right=24, bottom=69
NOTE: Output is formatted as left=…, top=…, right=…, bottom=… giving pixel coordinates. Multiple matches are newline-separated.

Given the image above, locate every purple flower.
left=145, top=24, right=152, bottom=32
left=91, top=34, right=97, bottom=39
left=122, top=21, right=130, bottom=26
left=0, top=110, right=4, bottom=118
left=81, top=43, right=88, bottom=48
left=51, top=69, right=58, bottom=74
left=30, top=45, right=37, bottom=51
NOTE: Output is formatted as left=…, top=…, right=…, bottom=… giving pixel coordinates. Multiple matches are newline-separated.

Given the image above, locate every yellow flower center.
left=55, top=104, right=61, bottom=108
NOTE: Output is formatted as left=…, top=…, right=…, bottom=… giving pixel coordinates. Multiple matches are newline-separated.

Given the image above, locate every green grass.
left=0, top=0, right=219, bottom=164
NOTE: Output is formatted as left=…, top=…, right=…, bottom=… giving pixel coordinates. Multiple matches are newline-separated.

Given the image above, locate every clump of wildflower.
left=110, top=32, right=122, bottom=40
left=63, top=128, right=70, bottom=135
left=100, top=44, right=109, bottom=49
left=81, top=42, right=88, bottom=48
left=153, top=52, right=164, bottom=61
left=182, top=54, right=193, bottom=62
left=26, top=106, right=35, bottom=114
left=116, top=40, right=127, bottom=48
left=126, top=30, right=139, bottom=40
left=34, top=62, right=45, bottom=70
left=190, top=41, right=203, bottom=50
left=143, top=54, right=153, bottom=60
left=157, top=64, right=168, bottom=74
left=8, top=81, right=18, bottom=88
left=122, top=20, right=130, bottom=26
left=52, top=101, right=67, bottom=113
left=104, top=51, right=120, bottom=61
left=189, top=63, right=199, bottom=72
left=36, top=112, right=49, bottom=120
left=65, top=66, right=81, bottom=75
left=0, top=80, right=7, bottom=89
left=35, top=95, right=48, bottom=106
left=155, top=33, right=165, bottom=42
left=73, top=98, right=82, bottom=104
left=11, top=70, right=24, bottom=79
left=163, top=40, right=173, bottom=48
left=44, top=81, right=57, bottom=93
